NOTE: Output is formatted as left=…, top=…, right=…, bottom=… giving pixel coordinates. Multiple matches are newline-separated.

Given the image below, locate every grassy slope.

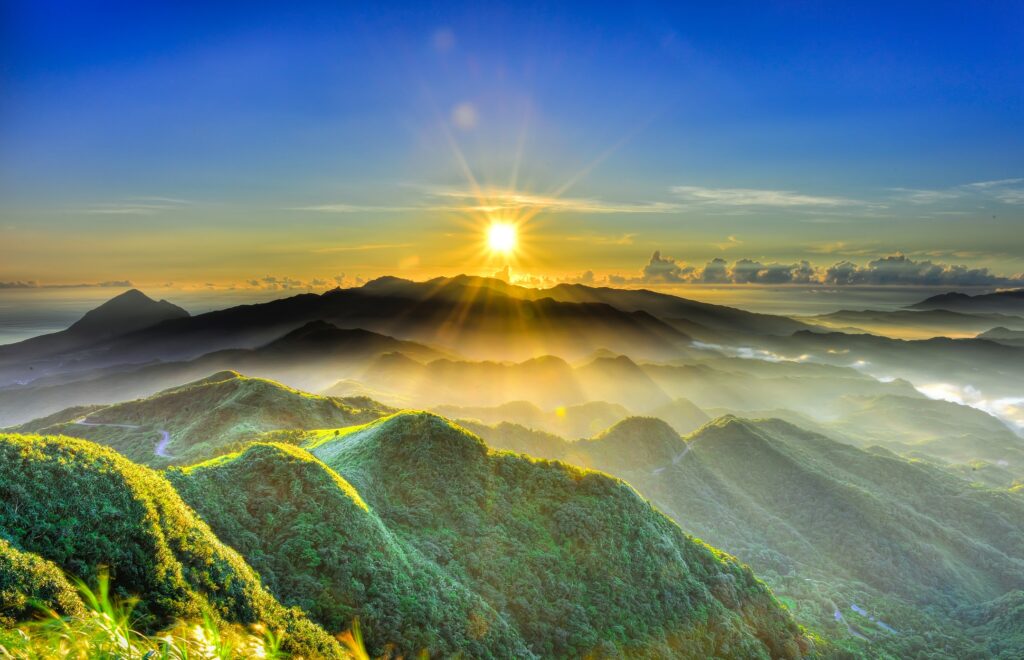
left=14, top=371, right=391, bottom=467
left=0, top=538, right=85, bottom=626
left=473, top=415, right=1024, bottom=657
left=169, top=442, right=531, bottom=658
left=0, top=433, right=342, bottom=657
left=302, top=412, right=813, bottom=659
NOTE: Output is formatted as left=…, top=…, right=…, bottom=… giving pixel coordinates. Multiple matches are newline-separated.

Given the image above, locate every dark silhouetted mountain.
left=0, top=289, right=189, bottom=366
left=805, top=308, right=1024, bottom=338
left=0, top=323, right=433, bottom=426
left=908, top=289, right=1024, bottom=314
left=978, top=326, right=1024, bottom=347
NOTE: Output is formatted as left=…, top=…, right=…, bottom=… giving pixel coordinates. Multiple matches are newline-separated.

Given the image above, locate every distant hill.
left=295, top=412, right=811, bottom=658
left=0, top=322, right=427, bottom=426
left=472, top=415, right=1024, bottom=656
left=825, top=394, right=1024, bottom=480
left=0, top=433, right=341, bottom=656
left=433, top=399, right=631, bottom=438
left=908, top=289, right=1024, bottom=314
left=978, top=326, right=1024, bottom=347
left=0, top=276, right=821, bottom=393
left=0, top=289, right=189, bottom=368
left=14, top=371, right=391, bottom=466
left=804, top=308, right=1024, bottom=338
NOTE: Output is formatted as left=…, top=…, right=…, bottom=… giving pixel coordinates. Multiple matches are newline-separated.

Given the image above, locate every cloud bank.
left=623, top=252, right=1024, bottom=287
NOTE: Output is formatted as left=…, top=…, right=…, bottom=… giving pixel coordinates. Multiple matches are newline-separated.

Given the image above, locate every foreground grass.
left=0, top=570, right=369, bottom=659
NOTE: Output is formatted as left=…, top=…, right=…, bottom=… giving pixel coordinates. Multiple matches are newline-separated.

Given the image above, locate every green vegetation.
left=0, top=538, right=84, bottom=627
left=168, top=442, right=530, bottom=657
left=300, top=412, right=812, bottom=658
left=15, top=371, right=391, bottom=467
left=0, top=568, right=317, bottom=659
left=474, top=414, right=1024, bottom=657
left=0, top=432, right=342, bottom=657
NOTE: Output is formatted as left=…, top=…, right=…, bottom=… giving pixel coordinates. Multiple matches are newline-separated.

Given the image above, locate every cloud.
left=425, top=187, right=682, bottom=214
left=74, top=197, right=191, bottom=216
left=715, top=235, right=743, bottom=250
left=823, top=254, right=1023, bottom=286
left=311, top=243, right=414, bottom=253
left=618, top=251, right=1023, bottom=287
left=890, top=177, right=1024, bottom=206
left=0, top=280, right=133, bottom=289
left=247, top=276, right=309, bottom=291
left=640, top=251, right=695, bottom=283
left=671, top=185, right=860, bottom=207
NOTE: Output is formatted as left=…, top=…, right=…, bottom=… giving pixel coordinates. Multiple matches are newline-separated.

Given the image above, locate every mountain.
left=0, top=277, right=695, bottom=373
left=513, top=280, right=812, bottom=338
left=908, top=289, right=1024, bottom=314
left=354, top=353, right=587, bottom=409
left=824, top=394, right=1024, bottom=481
left=647, top=397, right=711, bottom=435
left=0, top=322, right=428, bottom=426
left=168, top=442, right=529, bottom=657
left=433, top=399, right=631, bottom=438
left=13, top=371, right=391, bottom=466
left=803, top=308, right=1024, bottom=339
left=0, top=289, right=189, bottom=368
left=0, top=276, right=822, bottom=393
left=296, top=412, right=812, bottom=658
left=474, top=415, right=1024, bottom=656
left=978, top=326, right=1024, bottom=347
left=0, top=433, right=341, bottom=656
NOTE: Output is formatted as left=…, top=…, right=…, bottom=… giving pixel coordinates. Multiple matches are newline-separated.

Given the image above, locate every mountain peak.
left=68, top=289, right=189, bottom=338
left=585, top=416, right=684, bottom=469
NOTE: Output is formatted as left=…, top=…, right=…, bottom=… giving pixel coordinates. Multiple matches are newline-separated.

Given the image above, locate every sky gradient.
left=2, top=1, right=1023, bottom=292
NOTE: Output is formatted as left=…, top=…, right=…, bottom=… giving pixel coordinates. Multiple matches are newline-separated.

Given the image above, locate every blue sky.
left=2, top=1, right=1023, bottom=289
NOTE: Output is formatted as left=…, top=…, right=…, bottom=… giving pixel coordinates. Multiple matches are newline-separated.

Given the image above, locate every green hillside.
left=14, top=371, right=391, bottom=467
left=0, top=538, right=85, bottom=626
left=0, top=433, right=342, bottom=656
left=472, top=415, right=1024, bottom=656
left=300, top=412, right=813, bottom=658
left=168, top=442, right=531, bottom=657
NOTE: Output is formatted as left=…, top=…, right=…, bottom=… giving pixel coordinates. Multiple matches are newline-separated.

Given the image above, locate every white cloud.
left=671, top=185, right=860, bottom=207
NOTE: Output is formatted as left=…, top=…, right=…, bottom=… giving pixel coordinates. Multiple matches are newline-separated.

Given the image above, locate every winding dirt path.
left=74, top=418, right=174, bottom=459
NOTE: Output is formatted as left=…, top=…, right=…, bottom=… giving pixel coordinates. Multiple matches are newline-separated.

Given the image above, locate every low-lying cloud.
left=622, top=251, right=1024, bottom=286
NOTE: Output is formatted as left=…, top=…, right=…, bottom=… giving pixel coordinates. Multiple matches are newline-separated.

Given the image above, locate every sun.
left=486, top=222, right=518, bottom=255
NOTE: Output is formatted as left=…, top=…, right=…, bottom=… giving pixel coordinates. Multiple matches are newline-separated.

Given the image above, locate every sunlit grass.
left=0, top=568, right=368, bottom=659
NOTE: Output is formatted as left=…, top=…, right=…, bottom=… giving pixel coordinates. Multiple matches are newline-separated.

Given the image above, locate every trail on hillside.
left=74, top=418, right=174, bottom=459
left=652, top=442, right=692, bottom=475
